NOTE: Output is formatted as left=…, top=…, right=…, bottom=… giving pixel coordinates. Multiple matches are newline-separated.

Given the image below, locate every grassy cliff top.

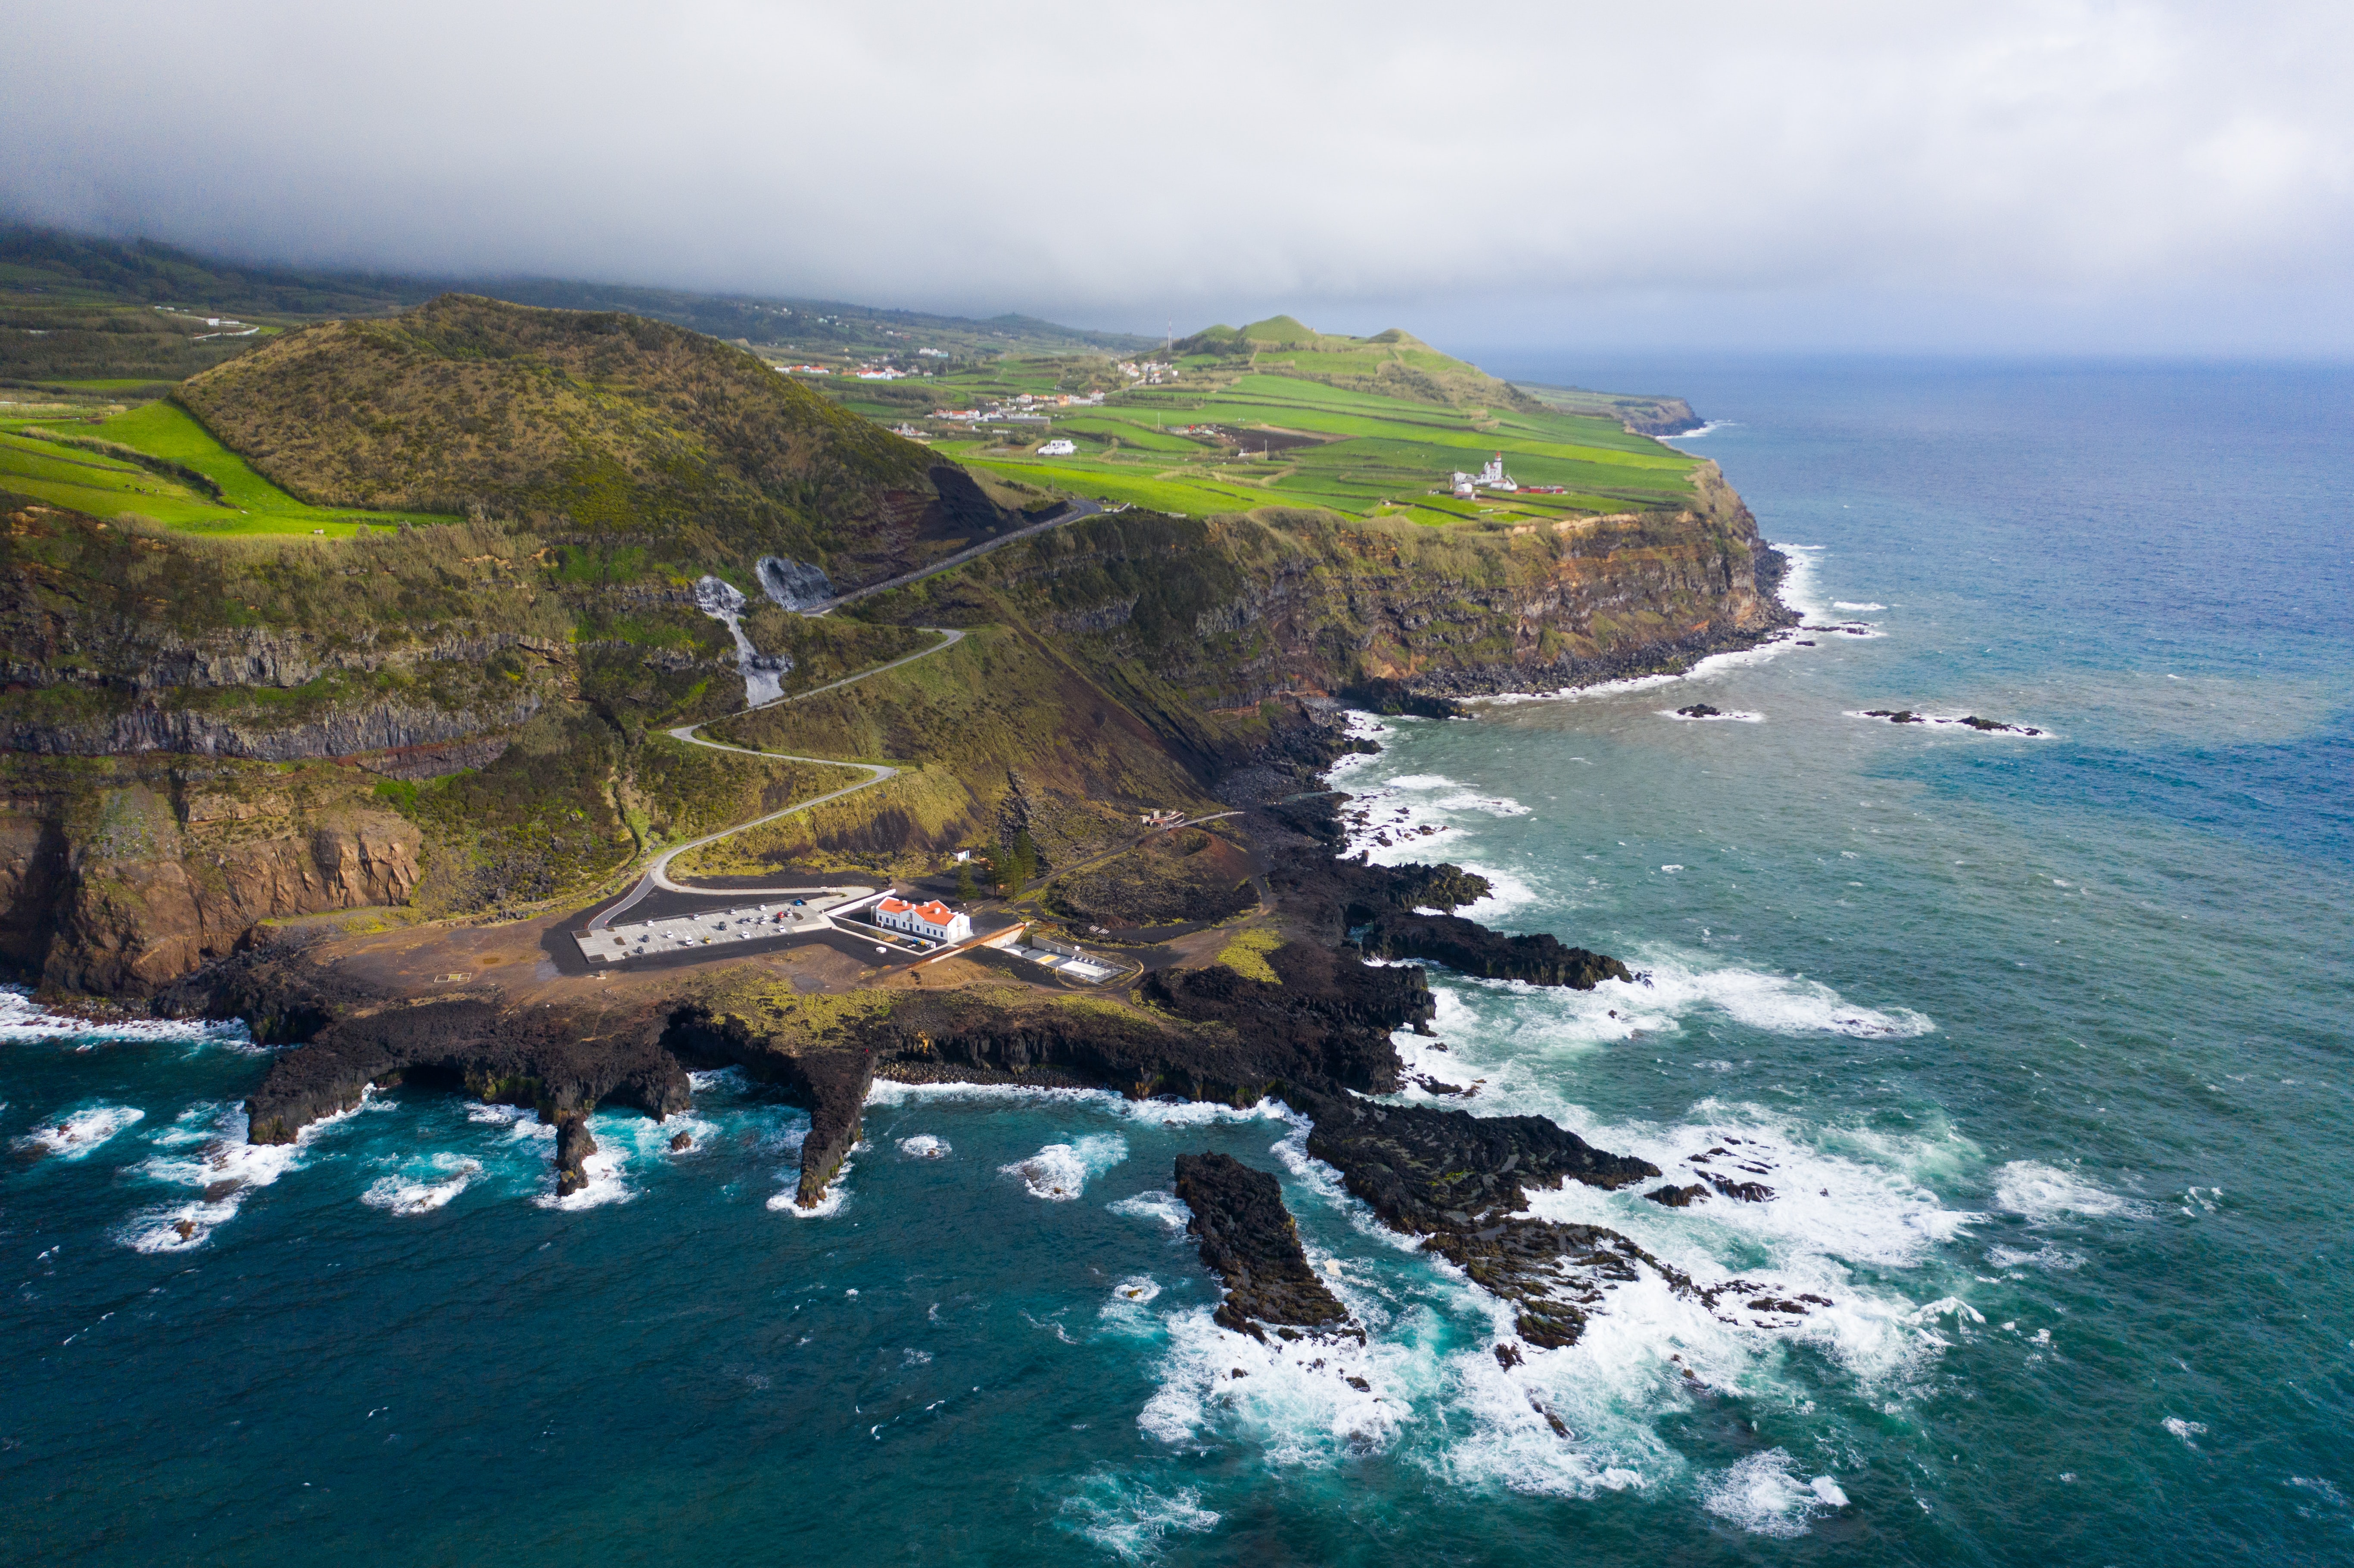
left=909, top=315, right=1706, bottom=526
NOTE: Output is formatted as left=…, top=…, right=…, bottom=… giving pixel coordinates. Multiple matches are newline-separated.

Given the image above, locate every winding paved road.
left=588, top=628, right=966, bottom=929
left=589, top=496, right=1120, bottom=930
left=799, top=498, right=1112, bottom=615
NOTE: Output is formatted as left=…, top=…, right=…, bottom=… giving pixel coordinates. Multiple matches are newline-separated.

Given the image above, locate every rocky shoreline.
left=164, top=761, right=1826, bottom=1341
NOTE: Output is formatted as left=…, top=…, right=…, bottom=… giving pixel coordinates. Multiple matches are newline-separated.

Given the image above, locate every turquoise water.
left=6, top=361, right=2351, bottom=1563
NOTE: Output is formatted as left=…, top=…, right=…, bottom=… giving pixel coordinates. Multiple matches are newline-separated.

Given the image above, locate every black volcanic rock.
left=1334, top=678, right=1467, bottom=720
left=554, top=1114, right=598, bottom=1197
left=1173, top=1152, right=1350, bottom=1333
left=1358, top=911, right=1633, bottom=990
left=1294, top=1088, right=1658, bottom=1234
left=1646, top=1183, right=1709, bottom=1207
left=242, top=997, right=690, bottom=1146
left=1677, top=703, right=1723, bottom=718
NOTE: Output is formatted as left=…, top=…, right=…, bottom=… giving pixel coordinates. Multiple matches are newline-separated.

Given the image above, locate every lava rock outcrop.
left=1172, top=1151, right=1350, bottom=1337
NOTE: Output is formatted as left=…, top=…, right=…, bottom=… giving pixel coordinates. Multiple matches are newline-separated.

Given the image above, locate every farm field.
left=920, top=338, right=1707, bottom=525
left=0, top=400, right=455, bottom=536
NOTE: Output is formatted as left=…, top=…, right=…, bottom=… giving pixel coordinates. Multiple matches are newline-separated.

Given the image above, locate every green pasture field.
left=934, top=364, right=1703, bottom=525
left=0, top=401, right=455, bottom=537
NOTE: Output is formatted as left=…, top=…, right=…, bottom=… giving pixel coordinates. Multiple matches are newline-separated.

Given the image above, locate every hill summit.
left=1175, top=315, right=1538, bottom=411
left=175, top=293, right=981, bottom=579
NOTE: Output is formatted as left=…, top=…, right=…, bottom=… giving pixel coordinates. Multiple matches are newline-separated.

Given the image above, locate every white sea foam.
left=0, top=985, right=245, bottom=1047
left=1107, top=1189, right=1191, bottom=1231
left=1846, top=709, right=2052, bottom=738
left=1701, top=1450, right=1844, bottom=1537
left=361, top=1153, right=481, bottom=1215
left=1137, top=1304, right=1426, bottom=1465
left=1058, top=1471, right=1220, bottom=1559
left=18, top=1103, right=143, bottom=1158
left=1662, top=708, right=1764, bottom=722
left=1415, top=951, right=1932, bottom=1051
left=1098, top=1275, right=1167, bottom=1337
left=1993, top=1160, right=2139, bottom=1221
left=1833, top=601, right=1887, bottom=612
left=1638, top=957, right=1936, bottom=1039
left=1335, top=773, right=1531, bottom=872
left=1987, top=1241, right=2085, bottom=1271
left=2164, top=1416, right=2207, bottom=1447
left=468, top=1101, right=557, bottom=1141
left=868, top=1076, right=1292, bottom=1132
left=1003, top=1133, right=1129, bottom=1201
left=536, top=1145, right=634, bottom=1210
left=771, top=1167, right=850, bottom=1218
left=898, top=1133, right=950, bottom=1159
left=119, top=1096, right=374, bottom=1251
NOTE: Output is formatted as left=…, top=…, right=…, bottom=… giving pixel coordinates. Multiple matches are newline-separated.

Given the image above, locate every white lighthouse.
left=1476, top=452, right=1518, bottom=492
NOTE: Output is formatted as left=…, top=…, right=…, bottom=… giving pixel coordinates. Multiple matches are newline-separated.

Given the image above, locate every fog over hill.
left=6, top=2, right=2351, bottom=353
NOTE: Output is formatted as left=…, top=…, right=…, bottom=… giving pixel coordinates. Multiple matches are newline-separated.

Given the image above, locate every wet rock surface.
left=1173, top=1151, right=1350, bottom=1335
left=176, top=778, right=1823, bottom=1341
left=239, top=994, right=690, bottom=1147
left=1358, top=910, right=1634, bottom=990
left=1294, top=1088, right=1659, bottom=1233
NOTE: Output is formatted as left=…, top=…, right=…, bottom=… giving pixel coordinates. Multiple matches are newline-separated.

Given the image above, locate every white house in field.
left=873, top=896, right=972, bottom=943
left=1038, top=438, right=1077, bottom=456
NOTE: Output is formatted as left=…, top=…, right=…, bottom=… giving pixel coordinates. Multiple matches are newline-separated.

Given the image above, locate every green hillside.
left=174, top=293, right=948, bottom=573
left=0, top=400, right=453, bottom=537
left=913, top=319, right=1705, bottom=526
left=0, top=224, right=1151, bottom=389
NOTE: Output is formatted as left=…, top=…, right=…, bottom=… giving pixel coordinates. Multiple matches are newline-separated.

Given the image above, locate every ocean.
left=6, top=359, right=2349, bottom=1565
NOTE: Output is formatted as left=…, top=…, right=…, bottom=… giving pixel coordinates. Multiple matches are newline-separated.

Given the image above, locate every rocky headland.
left=8, top=289, right=1820, bottom=1347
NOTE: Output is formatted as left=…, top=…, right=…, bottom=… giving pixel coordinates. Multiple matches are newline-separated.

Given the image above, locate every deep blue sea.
left=6, top=360, right=2350, bottom=1565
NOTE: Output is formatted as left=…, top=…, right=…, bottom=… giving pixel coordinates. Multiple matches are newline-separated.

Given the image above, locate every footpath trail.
left=589, top=628, right=966, bottom=929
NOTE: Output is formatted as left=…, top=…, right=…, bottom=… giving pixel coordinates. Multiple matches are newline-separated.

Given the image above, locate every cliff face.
left=935, top=460, right=1789, bottom=712
left=0, top=756, right=419, bottom=995
left=3, top=303, right=1792, bottom=1002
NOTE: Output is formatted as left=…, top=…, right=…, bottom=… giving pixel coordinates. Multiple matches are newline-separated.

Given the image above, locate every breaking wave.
left=17, top=1103, right=143, bottom=1159
left=1003, top=1133, right=1129, bottom=1201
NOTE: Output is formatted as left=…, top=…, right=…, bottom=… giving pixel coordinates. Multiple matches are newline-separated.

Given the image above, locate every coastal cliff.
left=3, top=294, right=1791, bottom=997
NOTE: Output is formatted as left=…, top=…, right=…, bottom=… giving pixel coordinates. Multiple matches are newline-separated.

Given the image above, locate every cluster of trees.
left=962, top=827, right=1042, bottom=898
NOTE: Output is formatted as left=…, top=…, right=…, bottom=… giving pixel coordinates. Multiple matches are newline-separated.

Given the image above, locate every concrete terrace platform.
left=1003, top=942, right=1124, bottom=983
left=572, top=891, right=869, bottom=966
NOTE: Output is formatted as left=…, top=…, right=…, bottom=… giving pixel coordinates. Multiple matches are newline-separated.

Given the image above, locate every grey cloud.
left=5, top=0, right=2351, bottom=351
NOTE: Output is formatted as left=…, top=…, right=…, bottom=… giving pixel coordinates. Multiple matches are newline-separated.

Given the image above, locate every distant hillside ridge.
left=0, top=223, right=1153, bottom=386
left=1174, top=316, right=1544, bottom=412
left=174, top=293, right=994, bottom=583
left=1514, top=382, right=1705, bottom=439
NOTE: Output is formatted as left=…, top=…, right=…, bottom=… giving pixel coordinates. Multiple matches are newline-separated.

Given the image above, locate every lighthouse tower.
left=1476, top=452, right=1518, bottom=492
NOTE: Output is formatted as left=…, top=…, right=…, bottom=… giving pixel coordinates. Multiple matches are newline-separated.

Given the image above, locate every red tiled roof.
left=912, top=900, right=956, bottom=924
left=878, top=897, right=913, bottom=914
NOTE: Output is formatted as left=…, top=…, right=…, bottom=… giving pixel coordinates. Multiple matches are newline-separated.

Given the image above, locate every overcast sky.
left=7, top=1, right=2352, bottom=355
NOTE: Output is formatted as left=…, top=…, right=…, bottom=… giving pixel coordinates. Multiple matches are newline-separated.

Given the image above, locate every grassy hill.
left=1178, top=316, right=1544, bottom=411
left=908, top=317, right=1706, bottom=524
left=173, top=293, right=956, bottom=576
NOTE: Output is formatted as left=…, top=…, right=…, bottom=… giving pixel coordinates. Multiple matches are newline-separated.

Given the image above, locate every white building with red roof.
left=873, top=896, right=972, bottom=943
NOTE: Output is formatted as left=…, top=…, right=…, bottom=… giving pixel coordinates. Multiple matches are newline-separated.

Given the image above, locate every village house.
left=873, top=896, right=973, bottom=943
